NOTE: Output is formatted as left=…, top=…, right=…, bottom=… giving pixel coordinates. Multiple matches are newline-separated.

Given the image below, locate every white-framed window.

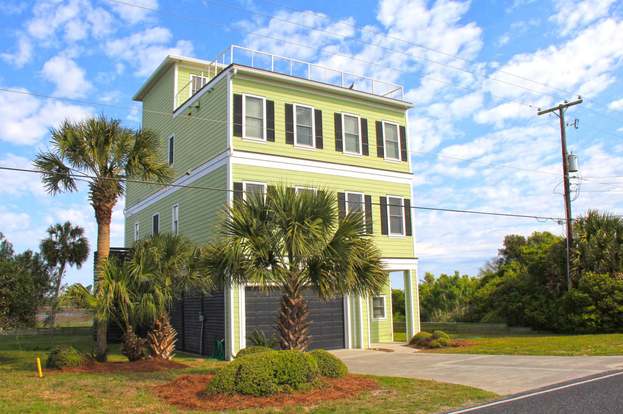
left=372, top=296, right=386, bottom=319
left=243, top=94, right=266, bottom=141
left=345, top=191, right=366, bottom=227
left=295, top=186, right=316, bottom=195
left=383, top=121, right=400, bottom=161
left=190, top=74, right=208, bottom=96
left=294, top=104, right=315, bottom=148
left=243, top=181, right=267, bottom=201
left=342, top=113, right=361, bottom=155
left=134, top=222, right=140, bottom=242
left=167, top=134, right=175, bottom=166
left=152, top=213, right=160, bottom=236
left=171, top=204, right=179, bottom=235
left=387, top=196, right=405, bottom=236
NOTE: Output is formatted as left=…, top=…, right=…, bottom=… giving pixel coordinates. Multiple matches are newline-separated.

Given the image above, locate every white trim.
left=151, top=213, right=160, bottom=235
left=382, top=121, right=401, bottom=161
left=343, top=295, right=351, bottom=349
left=124, top=150, right=229, bottom=217
left=133, top=222, right=140, bottom=242
left=227, top=73, right=233, bottom=151
left=167, top=134, right=175, bottom=166
left=358, top=296, right=364, bottom=349
left=388, top=276, right=394, bottom=342
left=231, top=150, right=413, bottom=184
left=239, top=284, right=246, bottom=350
left=171, top=203, right=179, bottom=235
left=242, top=93, right=267, bottom=141
left=293, top=103, right=315, bottom=149
left=242, top=181, right=267, bottom=201
left=408, top=269, right=415, bottom=338
left=173, top=67, right=230, bottom=116
left=189, top=73, right=208, bottom=98
left=381, top=257, right=418, bottom=270
left=341, top=113, right=362, bottom=156
left=367, top=294, right=371, bottom=349
left=173, top=62, right=178, bottom=109
left=386, top=195, right=406, bottom=237
left=295, top=186, right=317, bottom=194
left=371, top=295, right=387, bottom=320
left=405, top=109, right=412, bottom=174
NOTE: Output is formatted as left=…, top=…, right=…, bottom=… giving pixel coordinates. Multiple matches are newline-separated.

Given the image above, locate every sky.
left=0, top=0, right=622, bottom=288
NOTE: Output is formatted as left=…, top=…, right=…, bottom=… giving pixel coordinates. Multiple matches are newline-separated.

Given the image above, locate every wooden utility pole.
left=538, top=97, right=582, bottom=291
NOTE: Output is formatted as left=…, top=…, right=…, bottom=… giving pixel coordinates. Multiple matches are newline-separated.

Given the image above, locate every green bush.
left=235, top=346, right=273, bottom=359
left=409, top=331, right=452, bottom=349
left=408, top=331, right=432, bottom=346
left=309, top=349, right=348, bottom=378
left=46, top=345, right=86, bottom=369
left=207, top=350, right=319, bottom=396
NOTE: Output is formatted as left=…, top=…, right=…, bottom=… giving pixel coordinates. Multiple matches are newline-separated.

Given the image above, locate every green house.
left=125, top=45, right=420, bottom=359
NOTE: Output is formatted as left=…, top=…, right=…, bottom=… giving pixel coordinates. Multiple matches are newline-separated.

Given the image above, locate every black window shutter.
left=314, top=109, right=323, bottom=149
left=361, top=118, right=369, bottom=156
left=266, top=100, right=275, bottom=142
left=375, top=121, right=384, bottom=158
left=334, top=113, right=343, bottom=152
left=399, top=125, right=408, bottom=161
left=380, top=196, right=388, bottom=235
left=364, top=195, right=373, bottom=234
left=337, top=192, right=346, bottom=220
left=285, top=103, right=294, bottom=144
left=233, top=94, right=243, bottom=137
left=233, top=182, right=243, bottom=203
left=404, top=198, right=412, bottom=236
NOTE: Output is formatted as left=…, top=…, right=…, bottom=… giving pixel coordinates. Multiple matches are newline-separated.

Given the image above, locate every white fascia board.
left=381, top=257, right=419, bottom=270
left=231, top=150, right=414, bottom=185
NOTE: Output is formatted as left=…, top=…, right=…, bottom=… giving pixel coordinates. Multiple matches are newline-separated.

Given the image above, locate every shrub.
left=409, top=331, right=452, bottom=349
left=247, top=329, right=279, bottom=348
left=432, top=330, right=450, bottom=340
left=46, top=345, right=86, bottom=369
left=309, top=349, right=348, bottom=378
left=408, top=331, right=432, bottom=346
left=207, top=350, right=319, bottom=396
left=236, top=346, right=273, bottom=359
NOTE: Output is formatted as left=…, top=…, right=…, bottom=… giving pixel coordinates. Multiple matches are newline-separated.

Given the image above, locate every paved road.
left=446, top=371, right=623, bottom=413
left=331, top=345, right=623, bottom=394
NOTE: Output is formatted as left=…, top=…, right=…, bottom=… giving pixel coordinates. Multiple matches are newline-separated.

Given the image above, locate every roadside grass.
left=0, top=332, right=495, bottom=414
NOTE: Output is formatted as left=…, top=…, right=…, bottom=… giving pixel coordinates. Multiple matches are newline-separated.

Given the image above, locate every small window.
left=243, top=182, right=267, bottom=201
left=383, top=122, right=400, bottom=160
left=346, top=192, right=365, bottom=227
left=171, top=204, right=179, bottom=235
left=167, top=135, right=174, bottom=166
left=190, top=74, right=208, bottom=96
left=294, top=105, right=314, bottom=148
left=244, top=95, right=265, bottom=140
left=372, top=296, right=386, bottom=319
left=152, top=213, right=160, bottom=236
left=295, top=186, right=316, bottom=196
left=342, top=114, right=361, bottom=155
left=387, top=196, right=404, bottom=236
left=134, top=222, right=140, bottom=241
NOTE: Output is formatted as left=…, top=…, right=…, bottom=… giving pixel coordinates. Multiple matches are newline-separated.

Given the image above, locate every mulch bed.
left=60, top=358, right=188, bottom=373
left=154, top=374, right=379, bottom=411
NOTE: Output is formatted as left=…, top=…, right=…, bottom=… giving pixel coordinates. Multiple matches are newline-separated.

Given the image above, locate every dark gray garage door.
left=245, top=287, right=345, bottom=350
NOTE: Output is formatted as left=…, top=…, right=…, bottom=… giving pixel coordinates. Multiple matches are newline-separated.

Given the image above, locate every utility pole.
left=538, top=97, right=582, bottom=291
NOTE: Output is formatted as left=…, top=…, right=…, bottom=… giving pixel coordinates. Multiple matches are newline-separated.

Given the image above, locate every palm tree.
left=203, top=186, right=387, bottom=350
left=34, top=115, right=172, bottom=360
left=40, top=221, right=89, bottom=326
left=572, top=210, right=623, bottom=280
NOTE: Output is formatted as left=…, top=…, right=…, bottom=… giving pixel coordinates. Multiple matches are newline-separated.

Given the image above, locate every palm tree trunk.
left=49, top=261, right=66, bottom=327
left=94, top=203, right=113, bottom=361
left=277, top=276, right=310, bottom=350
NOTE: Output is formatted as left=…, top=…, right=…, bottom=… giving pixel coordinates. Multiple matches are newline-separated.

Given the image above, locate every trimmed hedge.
left=409, top=330, right=452, bottom=349
left=235, top=346, right=273, bottom=359
left=309, top=349, right=348, bottom=378
left=46, top=345, right=87, bottom=369
left=207, top=350, right=319, bottom=396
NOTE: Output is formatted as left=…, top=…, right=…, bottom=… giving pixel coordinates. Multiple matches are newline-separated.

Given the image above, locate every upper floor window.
left=171, top=204, right=179, bottom=235
left=190, top=74, right=208, bottom=96
left=167, top=135, right=175, bottom=166
left=387, top=196, right=404, bottom=236
left=244, top=95, right=266, bottom=140
left=152, top=213, right=160, bottom=236
left=372, top=296, right=386, bottom=319
left=295, top=186, right=316, bottom=196
left=383, top=122, right=400, bottom=161
left=243, top=181, right=267, bottom=201
left=346, top=191, right=365, bottom=223
left=134, top=222, right=140, bottom=242
left=342, top=114, right=361, bottom=155
left=294, top=105, right=314, bottom=148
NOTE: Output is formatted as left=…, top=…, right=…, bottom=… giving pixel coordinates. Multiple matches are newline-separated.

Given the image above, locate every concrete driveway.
left=331, top=345, right=623, bottom=394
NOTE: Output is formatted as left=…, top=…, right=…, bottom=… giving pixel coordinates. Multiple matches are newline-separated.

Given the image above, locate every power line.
left=0, top=165, right=569, bottom=222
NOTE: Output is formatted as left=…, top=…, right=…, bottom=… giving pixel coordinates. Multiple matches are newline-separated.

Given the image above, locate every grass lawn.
left=0, top=331, right=495, bottom=413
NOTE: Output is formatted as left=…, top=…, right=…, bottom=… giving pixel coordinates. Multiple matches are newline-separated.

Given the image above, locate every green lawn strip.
left=0, top=332, right=495, bottom=414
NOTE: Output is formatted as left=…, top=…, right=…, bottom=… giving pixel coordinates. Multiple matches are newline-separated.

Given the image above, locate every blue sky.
left=1, top=0, right=622, bottom=288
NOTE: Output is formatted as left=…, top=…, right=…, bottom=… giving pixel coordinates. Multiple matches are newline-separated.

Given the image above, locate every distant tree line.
left=420, top=210, right=623, bottom=333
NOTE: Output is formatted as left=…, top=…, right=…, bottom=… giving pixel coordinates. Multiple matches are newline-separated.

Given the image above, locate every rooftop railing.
left=175, top=45, right=405, bottom=109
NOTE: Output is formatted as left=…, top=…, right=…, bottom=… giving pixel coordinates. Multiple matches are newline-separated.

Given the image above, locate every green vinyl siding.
left=126, top=65, right=228, bottom=209
left=176, top=63, right=222, bottom=104
left=370, top=279, right=393, bottom=343
left=232, top=164, right=414, bottom=258
left=124, top=165, right=228, bottom=247
left=232, top=74, right=410, bottom=173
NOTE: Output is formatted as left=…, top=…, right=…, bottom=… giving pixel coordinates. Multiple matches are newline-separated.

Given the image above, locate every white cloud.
left=0, top=154, right=46, bottom=197
left=41, top=55, right=92, bottom=98
left=474, top=101, right=534, bottom=126
left=550, top=0, right=616, bottom=36
left=0, top=88, right=92, bottom=145
left=1, top=33, right=33, bottom=68
left=106, top=0, right=157, bottom=24
left=609, top=98, right=623, bottom=111
left=105, top=27, right=193, bottom=76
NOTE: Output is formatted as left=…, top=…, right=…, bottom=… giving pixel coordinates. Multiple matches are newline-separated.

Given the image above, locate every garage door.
left=245, top=287, right=345, bottom=350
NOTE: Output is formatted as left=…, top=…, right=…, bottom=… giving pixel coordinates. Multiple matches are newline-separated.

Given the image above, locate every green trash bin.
left=212, top=338, right=225, bottom=360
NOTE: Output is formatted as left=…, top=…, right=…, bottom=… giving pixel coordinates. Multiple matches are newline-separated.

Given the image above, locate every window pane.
left=344, top=133, right=360, bottom=153
left=372, top=297, right=385, bottom=318
left=152, top=215, right=159, bottom=235
left=386, top=140, right=400, bottom=160
left=296, top=125, right=313, bottom=146
left=245, top=118, right=263, bottom=139
left=343, top=115, right=360, bottom=153
left=296, top=187, right=315, bottom=195
left=344, top=115, right=358, bottom=135
left=296, top=106, right=312, bottom=127
left=245, top=96, right=263, bottom=118
left=388, top=197, right=404, bottom=235
left=347, top=193, right=363, bottom=213
left=245, top=183, right=265, bottom=199
left=385, top=123, right=400, bottom=159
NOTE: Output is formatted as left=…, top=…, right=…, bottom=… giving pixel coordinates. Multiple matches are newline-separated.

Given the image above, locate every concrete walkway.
left=331, top=344, right=623, bottom=395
